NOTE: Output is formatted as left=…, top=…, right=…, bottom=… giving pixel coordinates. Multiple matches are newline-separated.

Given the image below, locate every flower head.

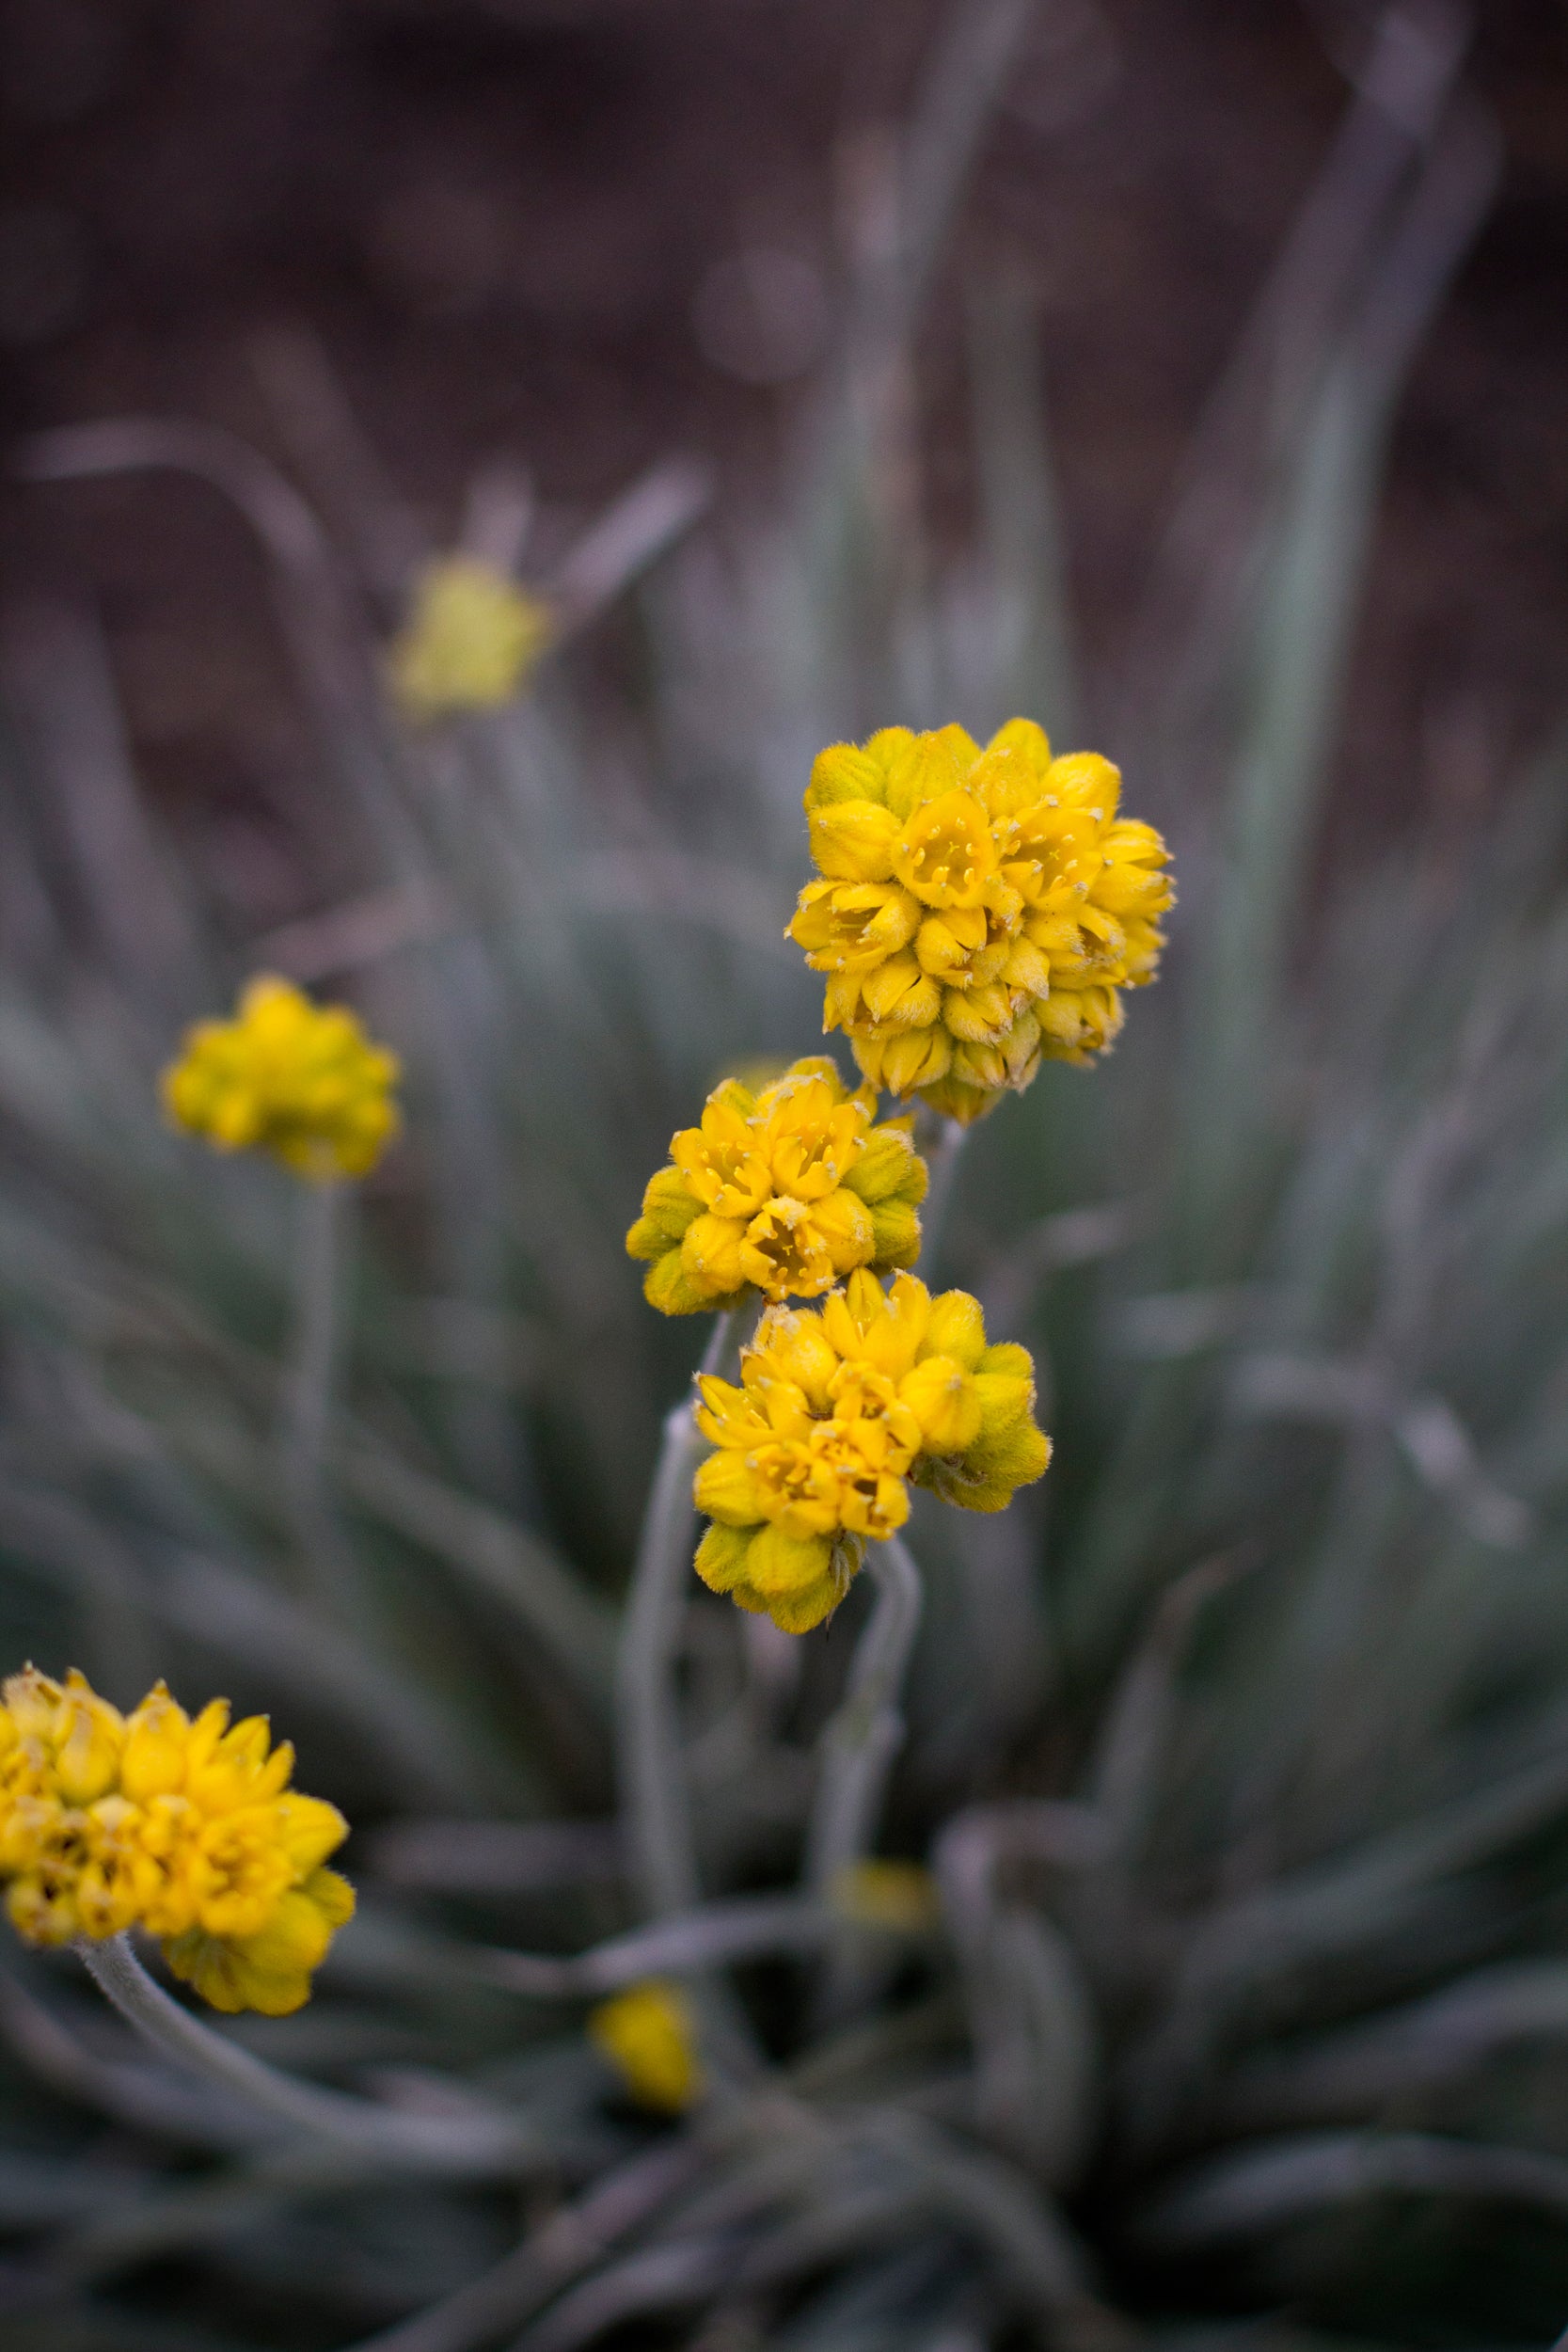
left=788, top=720, right=1173, bottom=1123
left=691, top=1271, right=1051, bottom=1633
left=831, top=1858, right=940, bottom=1932
left=626, top=1058, right=927, bottom=1314
left=588, top=1979, right=703, bottom=2112
left=0, top=1667, right=354, bottom=2015
left=162, top=976, right=401, bottom=1181
left=388, top=555, right=555, bottom=723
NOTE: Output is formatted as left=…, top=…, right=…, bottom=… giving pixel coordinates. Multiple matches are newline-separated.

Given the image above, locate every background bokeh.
left=1, top=0, right=1564, bottom=875
left=1, top=6, right=1568, bottom=2350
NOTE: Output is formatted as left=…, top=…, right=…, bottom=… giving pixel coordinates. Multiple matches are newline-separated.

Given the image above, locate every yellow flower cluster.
left=626, top=1058, right=927, bottom=1314
left=692, top=1271, right=1050, bottom=1633
left=163, top=975, right=401, bottom=1181
left=0, top=1668, right=354, bottom=2016
left=388, top=555, right=555, bottom=723
left=788, top=719, right=1173, bottom=1123
left=588, top=1979, right=703, bottom=2112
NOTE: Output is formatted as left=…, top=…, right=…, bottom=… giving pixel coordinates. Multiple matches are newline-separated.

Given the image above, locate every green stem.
left=280, top=1179, right=368, bottom=1625
left=617, top=1311, right=736, bottom=1920
left=75, top=1934, right=533, bottom=2176
left=804, top=1534, right=924, bottom=1896
left=283, top=1178, right=342, bottom=1493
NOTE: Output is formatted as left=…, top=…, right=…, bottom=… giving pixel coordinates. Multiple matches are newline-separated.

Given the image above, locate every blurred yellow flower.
left=388, top=554, right=555, bottom=723
left=692, top=1270, right=1051, bottom=1633
left=0, top=1668, right=354, bottom=2015
left=162, top=975, right=400, bottom=1181
left=788, top=719, right=1173, bottom=1123
left=831, top=1858, right=940, bottom=1932
left=588, top=1979, right=703, bottom=2112
left=626, top=1057, right=927, bottom=1314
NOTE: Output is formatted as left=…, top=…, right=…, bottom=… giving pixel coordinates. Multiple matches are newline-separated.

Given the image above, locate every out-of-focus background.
left=1, top=0, right=1563, bottom=888
left=4, top=7, right=1568, bottom=2349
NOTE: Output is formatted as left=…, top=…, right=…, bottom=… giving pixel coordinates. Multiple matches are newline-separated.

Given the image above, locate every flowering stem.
left=804, top=1534, right=925, bottom=1896
left=281, top=1179, right=357, bottom=1613
left=75, top=1934, right=534, bottom=2176
left=617, top=1311, right=737, bottom=1920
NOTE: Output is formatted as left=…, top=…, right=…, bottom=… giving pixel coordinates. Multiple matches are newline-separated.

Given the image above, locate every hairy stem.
left=280, top=1178, right=357, bottom=1615
left=805, top=1534, right=925, bottom=1895
left=618, top=1311, right=736, bottom=1919
left=76, top=1934, right=534, bottom=2175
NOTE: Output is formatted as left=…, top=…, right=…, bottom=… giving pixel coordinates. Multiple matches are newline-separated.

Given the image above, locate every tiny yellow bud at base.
left=588, top=1980, right=703, bottom=2113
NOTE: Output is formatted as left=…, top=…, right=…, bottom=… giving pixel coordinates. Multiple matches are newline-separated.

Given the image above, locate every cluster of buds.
left=162, top=974, right=400, bottom=1182
left=626, top=1058, right=927, bottom=1314
left=692, top=1273, right=1050, bottom=1632
left=625, top=710, right=1169, bottom=1634
left=0, top=1669, right=354, bottom=2015
left=789, top=719, right=1172, bottom=1124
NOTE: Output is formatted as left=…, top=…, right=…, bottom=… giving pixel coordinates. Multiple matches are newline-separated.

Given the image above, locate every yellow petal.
left=809, top=801, right=900, bottom=882
left=680, top=1213, right=750, bottom=1296
left=693, top=1452, right=769, bottom=1528
left=899, top=1354, right=983, bottom=1453
left=694, top=1522, right=757, bottom=1594
left=743, top=1524, right=834, bottom=1597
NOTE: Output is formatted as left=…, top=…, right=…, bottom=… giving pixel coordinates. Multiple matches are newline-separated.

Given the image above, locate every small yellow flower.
left=691, top=1270, right=1051, bottom=1634
left=788, top=720, right=1173, bottom=1124
left=626, top=1057, right=927, bottom=1315
left=0, top=1668, right=354, bottom=2016
left=588, top=1979, right=703, bottom=2112
left=831, top=1858, right=940, bottom=1932
left=388, top=555, right=555, bottom=723
left=162, top=975, right=400, bottom=1182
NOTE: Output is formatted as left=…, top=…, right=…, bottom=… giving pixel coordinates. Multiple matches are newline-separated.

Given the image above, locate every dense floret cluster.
left=0, top=1669, right=354, bottom=2014
left=163, top=975, right=401, bottom=1181
left=626, top=1057, right=927, bottom=1312
left=789, top=718, right=1172, bottom=1122
left=691, top=1271, right=1051, bottom=1631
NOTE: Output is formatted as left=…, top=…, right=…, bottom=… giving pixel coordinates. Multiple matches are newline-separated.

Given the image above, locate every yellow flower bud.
left=120, top=1682, right=192, bottom=1804
left=388, top=555, right=554, bottom=724
left=808, top=802, right=900, bottom=882
left=162, top=977, right=400, bottom=1182
left=831, top=1859, right=940, bottom=1932
left=791, top=719, right=1171, bottom=1119
left=899, top=1356, right=983, bottom=1454
left=690, top=1277, right=1049, bottom=1634
left=589, top=1981, right=703, bottom=2113
left=630, top=1060, right=927, bottom=1315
